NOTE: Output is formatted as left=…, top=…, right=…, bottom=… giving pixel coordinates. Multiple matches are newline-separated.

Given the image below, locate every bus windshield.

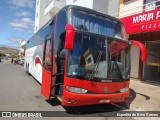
left=71, top=9, right=127, bottom=40
left=67, top=32, right=130, bottom=81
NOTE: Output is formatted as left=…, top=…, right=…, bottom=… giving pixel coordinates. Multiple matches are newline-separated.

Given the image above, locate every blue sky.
left=0, top=0, right=35, bottom=49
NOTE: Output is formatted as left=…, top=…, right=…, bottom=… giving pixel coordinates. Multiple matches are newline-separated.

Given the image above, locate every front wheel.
left=116, top=101, right=130, bottom=109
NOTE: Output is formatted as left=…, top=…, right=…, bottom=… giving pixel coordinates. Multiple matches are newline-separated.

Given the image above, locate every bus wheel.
left=26, top=66, right=30, bottom=76
left=116, top=101, right=130, bottom=109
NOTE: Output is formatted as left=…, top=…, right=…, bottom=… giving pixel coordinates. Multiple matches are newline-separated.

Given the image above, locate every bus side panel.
left=25, top=45, right=43, bottom=84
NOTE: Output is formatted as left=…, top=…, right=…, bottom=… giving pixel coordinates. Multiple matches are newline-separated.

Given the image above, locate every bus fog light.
left=65, top=98, right=71, bottom=103
left=72, top=100, right=77, bottom=103
left=65, top=86, right=88, bottom=93
left=119, top=87, right=129, bottom=92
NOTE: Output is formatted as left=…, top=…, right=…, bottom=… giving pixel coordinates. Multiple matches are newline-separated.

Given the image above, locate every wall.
left=119, top=0, right=144, bottom=18
left=93, top=0, right=108, bottom=15
left=107, top=0, right=119, bottom=17
left=39, top=0, right=52, bottom=31
left=67, top=0, right=93, bottom=9
left=34, top=0, right=40, bottom=33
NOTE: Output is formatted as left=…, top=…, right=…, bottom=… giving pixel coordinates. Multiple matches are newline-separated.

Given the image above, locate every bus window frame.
left=43, top=39, right=52, bottom=71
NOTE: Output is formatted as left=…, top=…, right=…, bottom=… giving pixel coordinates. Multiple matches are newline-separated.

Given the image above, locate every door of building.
left=142, top=41, right=160, bottom=83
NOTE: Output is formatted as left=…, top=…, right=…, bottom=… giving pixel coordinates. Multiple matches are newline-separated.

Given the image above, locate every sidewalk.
left=127, top=78, right=160, bottom=111
left=1, top=58, right=12, bottom=64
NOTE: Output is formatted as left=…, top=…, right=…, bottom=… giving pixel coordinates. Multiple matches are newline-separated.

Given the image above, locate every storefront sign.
left=121, top=8, right=160, bottom=34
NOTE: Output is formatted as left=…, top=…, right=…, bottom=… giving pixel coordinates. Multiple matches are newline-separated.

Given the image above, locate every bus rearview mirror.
left=131, top=40, right=147, bottom=61
left=65, top=24, right=75, bottom=50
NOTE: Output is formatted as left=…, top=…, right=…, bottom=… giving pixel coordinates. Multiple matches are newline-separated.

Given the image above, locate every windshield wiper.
left=113, top=61, right=123, bottom=81
left=89, top=51, right=102, bottom=80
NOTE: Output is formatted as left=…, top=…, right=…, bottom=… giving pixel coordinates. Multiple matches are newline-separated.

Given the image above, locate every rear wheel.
left=26, top=65, right=30, bottom=76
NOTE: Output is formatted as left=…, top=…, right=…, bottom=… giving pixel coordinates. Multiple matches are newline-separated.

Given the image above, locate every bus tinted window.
left=71, top=10, right=126, bottom=40
left=54, top=10, right=67, bottom=52
left=26, top=21, right=54, bottom=49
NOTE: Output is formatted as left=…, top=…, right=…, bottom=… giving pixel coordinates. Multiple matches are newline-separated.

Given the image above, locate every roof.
left=63, top=5, right=122, bottom=24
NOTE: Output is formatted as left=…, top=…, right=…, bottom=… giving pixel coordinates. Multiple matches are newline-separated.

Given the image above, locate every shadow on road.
left=117, top=88, right=150, bottom=110
left=136, top=92, right=150, bottom=100
left=46, top=98, right=61, bottom=106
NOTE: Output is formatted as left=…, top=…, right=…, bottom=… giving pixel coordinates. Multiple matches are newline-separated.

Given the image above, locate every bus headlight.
left=65, top=86, right=88, bottom=93
left=119, top=87, right=129, bottom=92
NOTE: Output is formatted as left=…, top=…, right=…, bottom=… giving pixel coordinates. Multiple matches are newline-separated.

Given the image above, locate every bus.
left=25, top=5, right=147, bottom=108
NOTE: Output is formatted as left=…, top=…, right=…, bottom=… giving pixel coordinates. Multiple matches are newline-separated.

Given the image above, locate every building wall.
left=93, top=0, right=108, bottom=15
left=67, top=0, right=93, bottom=9
left=34, top=0, right=40, bottom=33
left=119, top=0, right=144, bottom=18
left=107, top=0, right=119, bottom=17
left=35, top=0, right=53, bottom=33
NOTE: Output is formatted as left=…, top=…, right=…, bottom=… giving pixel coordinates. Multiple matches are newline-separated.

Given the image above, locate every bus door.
left=41, top=39, right=52, bottom=99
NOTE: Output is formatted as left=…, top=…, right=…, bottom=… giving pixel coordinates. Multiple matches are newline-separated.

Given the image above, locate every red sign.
left=120, top=8, right=160, bottom=34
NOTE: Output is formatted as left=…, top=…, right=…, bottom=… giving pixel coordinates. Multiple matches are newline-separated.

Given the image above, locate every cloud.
left=6, top=36, right=27, bottom=48
left=8, top=0, right=35, bottom=9
left=8, top=17, right=34, bottom=33
left=8, top=36, right=27, bottom=43
left=21, top=18, right=34, bottom=26
left=15, top=10, right=32, bottom=17
left=14, top=28, right=25, bottom=32
left=8, top=19, right=28, bottom=28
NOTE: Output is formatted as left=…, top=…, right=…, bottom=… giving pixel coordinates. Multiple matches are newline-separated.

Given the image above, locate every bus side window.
left=44, top=40, right=52, bottom=71
left=54, top=10, right=67, bottom=52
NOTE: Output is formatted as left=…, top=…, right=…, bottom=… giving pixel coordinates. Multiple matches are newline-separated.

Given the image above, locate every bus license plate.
left=99, top=99, right=110, bottom=103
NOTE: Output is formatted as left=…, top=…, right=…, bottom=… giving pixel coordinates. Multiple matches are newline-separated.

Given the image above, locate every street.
left=0, top=61, right=160, bottom=119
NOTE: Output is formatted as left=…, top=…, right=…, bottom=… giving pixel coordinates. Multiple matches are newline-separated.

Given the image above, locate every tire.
left=26, top=65, right=30, bottom=76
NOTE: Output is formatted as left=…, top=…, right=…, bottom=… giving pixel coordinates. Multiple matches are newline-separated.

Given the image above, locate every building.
left=19, top=40, right=26, bottom=58
left=34, top=0, right=119, bottom=33
left=119, top=0, right=160, bottom=84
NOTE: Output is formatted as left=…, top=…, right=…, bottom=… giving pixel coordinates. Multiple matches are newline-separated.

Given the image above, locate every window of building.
left=144, top=0, right=156, bottom=11
left=156, top=0, right=160, bottom=8
left=36, top=26, right=38, bottom=31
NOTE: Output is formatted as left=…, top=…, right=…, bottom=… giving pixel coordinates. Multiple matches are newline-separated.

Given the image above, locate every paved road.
left=1, top=62, right=159, bottom=120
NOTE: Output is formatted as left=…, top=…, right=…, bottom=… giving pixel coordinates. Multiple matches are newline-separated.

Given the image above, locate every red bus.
left=25, top=5, right=146, bottom=108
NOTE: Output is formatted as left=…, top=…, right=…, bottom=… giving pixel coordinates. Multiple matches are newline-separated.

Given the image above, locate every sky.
left=0, top=0, right=35, bottom=49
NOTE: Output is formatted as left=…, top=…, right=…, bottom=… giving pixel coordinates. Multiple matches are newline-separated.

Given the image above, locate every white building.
left=19, top=40, right=26, bottom=57
left=34, top=0, right=119, bottom=33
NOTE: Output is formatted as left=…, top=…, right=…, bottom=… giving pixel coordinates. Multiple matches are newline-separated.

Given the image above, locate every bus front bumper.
left=61, top=89, right=130, bottom=106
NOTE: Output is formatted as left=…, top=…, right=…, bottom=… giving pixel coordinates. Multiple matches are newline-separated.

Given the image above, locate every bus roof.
left=63, top=5, right=123, bottom=24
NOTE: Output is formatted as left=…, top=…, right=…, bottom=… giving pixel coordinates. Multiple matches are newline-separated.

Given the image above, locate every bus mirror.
left=65, top=24, right=75, bottom=50
left=131, top=40, right=147, bottom=61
